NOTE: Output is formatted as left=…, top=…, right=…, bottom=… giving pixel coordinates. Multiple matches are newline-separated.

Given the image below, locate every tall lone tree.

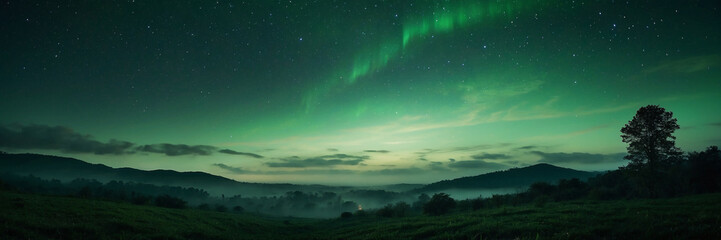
left=621, top=105, right=681, bottom=172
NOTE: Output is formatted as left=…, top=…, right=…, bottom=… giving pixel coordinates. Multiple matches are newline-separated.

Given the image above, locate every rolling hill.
left=414, top=163, right=599, bottom=193
left=0, top=153, right=350, bottom=196
left=1, top=153, right=599, bottom=198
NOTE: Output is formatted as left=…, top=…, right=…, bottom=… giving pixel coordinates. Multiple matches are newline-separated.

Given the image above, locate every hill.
left=0, top=153, right=349, bottom=196
left=0, top=153, right=597, bottom=198
left=2, top=188, right=720, bottom=239
left=414, top=163, right=598, bottom=193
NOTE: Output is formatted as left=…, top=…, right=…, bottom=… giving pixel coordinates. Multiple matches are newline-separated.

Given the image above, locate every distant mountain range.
left=414, top=163, right=598, bottom=193
left=0, top=153, right=598, bottom=196
left=0, top=153, right=351, bottom=196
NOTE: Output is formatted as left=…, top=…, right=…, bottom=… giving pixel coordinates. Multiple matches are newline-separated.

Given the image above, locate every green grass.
left=0, top=190, right=306, bottom=240
left=2, top=190, right=721, bottom=239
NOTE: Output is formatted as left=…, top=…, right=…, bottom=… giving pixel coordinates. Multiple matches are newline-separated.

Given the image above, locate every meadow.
left=2, top=189, right=720, bottom=239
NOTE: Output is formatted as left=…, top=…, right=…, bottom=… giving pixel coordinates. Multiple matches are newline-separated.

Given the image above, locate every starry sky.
left=1, top=0, right=720, bottom=186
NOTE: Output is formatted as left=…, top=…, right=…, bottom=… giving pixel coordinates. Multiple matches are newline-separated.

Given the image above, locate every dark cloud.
left=218, top=149, right=263, bottom=158
left=327, top=148, right=339, bottom=152
left=0, top=124, right=134, bottom=155
left=266, top=154, right=368, bottom=168
left=471, top=153, right=511, bottom=160
left=213, top=163, right=252, bottom=174
left=136, top=144, right=216, bottom=156
left=450, top=144, right=494, bottom=152
left=515, top=145, right=539, bottom=150
left=369, top=167, right=424, bottom=175
left=530, top=151, right=626, bottom=164
left=710, top=122, right=721, bottom=127
left=428, top=161, right=448, bottom=171
left=364, top=150, right=390, bottom=153
left=213, top=165, right=356, bottom=175
left=447, top=160, right=506, bottom=169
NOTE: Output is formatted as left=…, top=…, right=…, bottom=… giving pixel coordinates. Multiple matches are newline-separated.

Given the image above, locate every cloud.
left=515, top=145, right=539, bottom=150
left=0, top=124, right=243, bottom=158
left=450, top=144, right=495, bottom=152
left=428, top=161, right=448, bottom=171
left=0, top=124, right=134, bottom=155
left=266, top=154, right=369, bottom=168
left=218, top=149, right=263, bottom=158
left=136, top=144, right=216, bottom=156
left=447, top=160, right=507, bottom=169
left=471, top=153, right=511, bottom=160
left=327, top=148, right=339, bottom=152
left=366, top=167, right=425, bottom=175
left=710, top=122, right=721, bottom=127
left=364, top=150, right=390, bottom=153
left=530, top=151, right=626, bottom=164
left=213, top=163, right=252, bottom=174
left=644, top=55, right=721, bottom=74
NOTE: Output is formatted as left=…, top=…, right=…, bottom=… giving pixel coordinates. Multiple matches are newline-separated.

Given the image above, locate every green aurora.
left=1, top=0, right=720, bottom=185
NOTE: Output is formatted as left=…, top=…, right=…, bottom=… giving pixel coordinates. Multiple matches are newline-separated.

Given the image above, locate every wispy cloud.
left=520, top=124, right=611, bottom=142
left=471, top=153, right=512, bottom=160
left=364, top=150, right=390, bottom=153
left=266, top=154, right=369, bottom=168
left=643, top=55, right=721, bottom=74
left=136, top=144, right=216, bottom=156
left=213, top=163, right=252, bottom=174
left=447, top=160, right=507, bottom=169
left=218, top=149, right=264, bottom=158
left=515, top=145, right=539, bottom=150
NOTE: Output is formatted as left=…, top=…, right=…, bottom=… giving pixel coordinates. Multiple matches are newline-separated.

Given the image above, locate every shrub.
left=232, top=206, right=244, bottom=213
left=215, top=204, right=228, bottom=212
left=423, top=193, right=456, bottom=216
left=197, top=203, right=210, bottom=210
left=376, top=204, right=394, bottom=217
left=155, top=195, right=186, bottom=209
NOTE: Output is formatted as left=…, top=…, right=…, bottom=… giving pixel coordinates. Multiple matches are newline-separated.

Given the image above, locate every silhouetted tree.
left=528, top=182, right=556, bottom=199
left=215, top=204, right=228, bottom=212
left=376, top=204, right=395, bottom=217
left=232, top=205, right=244, bottom=213
left=621, top=105, right=682, bottom=171
left=340, top=211, right=353, bottom=219
left=412, top=193, right=430, bottom=210
left=621, top=105, right=683, bottom=197
left=423, top=193, right=455, bottom=216
left=556, top=178, right=589, bottom=201
left=688, top=146, right=721, bottom=193
left=393, top=201, right=411, bottom=217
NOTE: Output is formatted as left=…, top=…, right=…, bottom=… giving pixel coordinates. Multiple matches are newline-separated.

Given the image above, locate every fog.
left=430, top=188, right=525, bottom=200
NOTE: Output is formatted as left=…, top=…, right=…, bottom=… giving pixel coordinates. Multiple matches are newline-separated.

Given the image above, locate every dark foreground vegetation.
left=1, top=188, right=720, bottom=240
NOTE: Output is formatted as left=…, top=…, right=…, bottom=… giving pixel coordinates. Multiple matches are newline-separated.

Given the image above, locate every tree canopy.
left=621, top=105, right=681, bottom=171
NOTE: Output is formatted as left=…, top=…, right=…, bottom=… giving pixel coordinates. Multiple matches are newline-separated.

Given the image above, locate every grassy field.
left=2, top=190, right=720, bottom=239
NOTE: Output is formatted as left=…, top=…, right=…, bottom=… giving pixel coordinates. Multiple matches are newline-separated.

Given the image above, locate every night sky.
left=1, top=0, right=720, bottom=185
